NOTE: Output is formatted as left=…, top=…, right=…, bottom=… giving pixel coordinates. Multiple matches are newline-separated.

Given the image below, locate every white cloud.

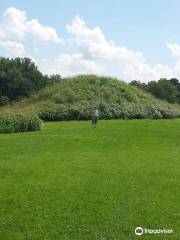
left=67, top=15, right=144, bottom=63
left=122, top=63, right=174, bottom=81
left=166, top=43, right=180, bottom=77
left=166, top=42, right=180, bottom=57
left=0, top=40, right=25, bottom=56
left=0, top=7, right=61, bottom=43
left=0, top=7, right=179, bottom=82
left=174, top=60, right=180, bottom=75
left=41, top=53, right=103, bottom=76
left=66, top=15, right=175, bottom=82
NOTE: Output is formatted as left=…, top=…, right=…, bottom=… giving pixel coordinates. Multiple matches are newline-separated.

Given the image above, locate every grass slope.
left=1, top=75, right=180, bottom=118
left=0, top=120, right=179, bottom=239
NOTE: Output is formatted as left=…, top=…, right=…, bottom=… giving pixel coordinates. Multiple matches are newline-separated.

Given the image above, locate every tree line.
left=1, top=57, right=180, bottom=106
left=0, top=57, right=61, bottom=106
left=130, top=78, right=180, bottom=104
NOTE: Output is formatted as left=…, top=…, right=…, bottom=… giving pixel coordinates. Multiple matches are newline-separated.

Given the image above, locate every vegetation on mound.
left=0, top=57, right=180, bottom=120
left=36, top=75, right=180, bottom=120
left=0, top=114, right=42, bottom=133
left=1, top=74, right=180, bottom=120
left=39, top=104, right=178, bottom=121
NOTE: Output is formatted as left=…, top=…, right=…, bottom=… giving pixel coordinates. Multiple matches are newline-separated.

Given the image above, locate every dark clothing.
left=92, top=117, right=98, bottom=124
left=91, top=109, right=99, bottom=127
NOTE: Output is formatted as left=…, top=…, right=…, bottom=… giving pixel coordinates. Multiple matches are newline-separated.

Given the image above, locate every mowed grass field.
left=0, top=120, right=180, bottom=240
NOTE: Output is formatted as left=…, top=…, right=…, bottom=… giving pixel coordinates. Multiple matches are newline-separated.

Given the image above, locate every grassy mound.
left=1, top=75, right=180, bottom=120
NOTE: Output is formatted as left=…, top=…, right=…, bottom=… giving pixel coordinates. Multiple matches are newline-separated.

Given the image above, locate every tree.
left=169, top=78, right=179, bottom=87
left=0, top=57, right=46, bottom=101
left=146, top=78, right=178, bottom=103
left=130, top=80, right=146, bottom=90
left=130, top=78, right=180, bottom=104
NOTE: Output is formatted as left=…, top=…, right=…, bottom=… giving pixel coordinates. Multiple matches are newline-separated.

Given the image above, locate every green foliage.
left=159, top=109, right=177, bottom=119
left=36, top=75, right=180, bottom=121
left=39, top=104, right=91, bottom=121
left=0, top=114, right=42, bottom=133
left=0, top=57, right=47, bottom=101
left=0, top=95, right=9, bottom=106
left=36, top=75, right=140, bottom=105
left=39, top=101, right=180, bottom=121
left=1, top=74, right=180, bottom=120
left=130, top=78, right=180, bottom=104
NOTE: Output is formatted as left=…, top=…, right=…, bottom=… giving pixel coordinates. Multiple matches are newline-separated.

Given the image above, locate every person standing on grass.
left=91, top=107, right=99, bottom=128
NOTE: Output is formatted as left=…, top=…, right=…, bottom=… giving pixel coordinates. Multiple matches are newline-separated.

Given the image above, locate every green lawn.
left=0, top=120, right=180, bottom=240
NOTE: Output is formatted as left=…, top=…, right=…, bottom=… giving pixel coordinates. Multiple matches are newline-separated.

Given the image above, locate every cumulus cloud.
left=166, top=42, right=180, bottom=57
left=41, top=53, right=103, bottom=76
left=65, top=15, right=175, bottom=81
left=0, top=7, right=61, bottom=43
left=0, top=7, right=179, bottom=82
left=0, top=40, right=25, bottom=56
left=166, top=42, right=180, bottom=77
left=67, top=15, right=144, bottom=63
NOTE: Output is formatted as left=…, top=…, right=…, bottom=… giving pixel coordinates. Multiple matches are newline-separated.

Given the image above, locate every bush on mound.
left=39, top=103, right=180, bottom=121
left=39, top=105, right=90, bottom=121
left=0, top=114, right=42, bottom=134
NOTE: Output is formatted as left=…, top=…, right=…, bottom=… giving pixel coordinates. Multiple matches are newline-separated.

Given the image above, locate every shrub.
left=39, top=105, right=67, bottom=121
left=39, top=105, right=91, bottom=121
left=0, top=114, right=42, bottom=134
left=147, top=107, right=163, bottom=119
left=39, top=103, right=179, bottom=121
left=0, top=115, right=15, bottom=133
left=0, top=96, right=9, bottom=106
left=159, top=109, right=176, bottom=119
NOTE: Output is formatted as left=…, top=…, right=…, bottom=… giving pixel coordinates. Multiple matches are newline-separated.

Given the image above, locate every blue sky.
left=0, top=0, right=180, bottom=81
